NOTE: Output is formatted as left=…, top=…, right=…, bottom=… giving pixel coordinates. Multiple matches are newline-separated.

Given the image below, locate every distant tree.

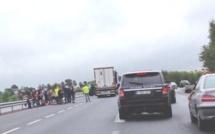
left=8, top=95, right=18, bottom=101
left=61, top=82, right=65, bottom=88
left=47, top=84, right=52, bottom=90
left=199, top=20, right=215, bottom=72
left=2, top=90, right=13, bottom=102
left=53, top=83, right=60, bottom=89
left=73, top=80, right=77, bottom=87
left=22, top=87, right=35, bottom=95
left=89, top=81, right=96, bottom=96
left=79, top=82, right=84, bottom=88
left=162, top=71, right=201, bottom=85
left=65, top=79, right=73, bottom=86
left=11, top=85, right=18, bottom=89
left=75, top=87, right=82, bottom=92
left=5, top=88, right=14, bottom=96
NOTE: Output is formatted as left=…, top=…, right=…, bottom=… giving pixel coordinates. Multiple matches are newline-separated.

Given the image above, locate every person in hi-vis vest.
left=83, top=81, right=90, bottom=102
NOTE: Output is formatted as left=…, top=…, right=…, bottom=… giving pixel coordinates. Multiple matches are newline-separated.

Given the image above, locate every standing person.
left=63, top=86, right=69, bottom=103
left=54, top=86, right=60, bottom=104
left=71, top=85, right=76, bottom=103
left=67, top=86, right=72, bottom=103
left=50, top=89, right=56, bottom=105
left=47, top=88, right=52, bottom=105
left=26, top=93, right=32, bottom=108
left=58, top=88, right=64, bottom=104
left=83, top=81, right=90, bottom=102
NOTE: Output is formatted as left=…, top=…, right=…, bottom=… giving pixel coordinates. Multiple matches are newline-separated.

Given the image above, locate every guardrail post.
left=12, top=106, right=13, bottom=112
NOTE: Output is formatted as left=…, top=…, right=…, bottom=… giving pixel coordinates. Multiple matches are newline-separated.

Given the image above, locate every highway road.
left=0, top=89, right=215, bottom=134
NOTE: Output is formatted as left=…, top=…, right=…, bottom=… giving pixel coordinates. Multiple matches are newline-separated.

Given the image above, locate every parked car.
left=184, top=84, right=194, bottom=93
left=166, top=81, right=176, bottom=103
left=170, top=82, right=177, bottom=103
left=188, top=73, right=215, bottom=131
left=179, top=80, right=190, bottom=88
left=170, top=82, right=178, bottom=89
left=118, top=70, right=172, bottom=119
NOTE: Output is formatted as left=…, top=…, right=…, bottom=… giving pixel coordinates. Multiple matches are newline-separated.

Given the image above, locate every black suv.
left=118, top=70, right=172, bottom=119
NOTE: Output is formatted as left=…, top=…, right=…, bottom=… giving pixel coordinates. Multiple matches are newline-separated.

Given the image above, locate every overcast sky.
left=0, top=0, right=215, bottom=91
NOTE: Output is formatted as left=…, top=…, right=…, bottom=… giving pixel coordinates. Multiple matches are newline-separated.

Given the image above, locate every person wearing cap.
left=83, top=81, right=90, bottom=102
left=188, top=71, right=211, bottom=101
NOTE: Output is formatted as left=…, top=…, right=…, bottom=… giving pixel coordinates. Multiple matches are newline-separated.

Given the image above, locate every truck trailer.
left=94, top=67, right=119, bottom=98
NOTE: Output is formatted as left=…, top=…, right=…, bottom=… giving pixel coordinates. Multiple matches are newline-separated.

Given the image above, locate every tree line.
left=162, top=70, right=203, bottom=85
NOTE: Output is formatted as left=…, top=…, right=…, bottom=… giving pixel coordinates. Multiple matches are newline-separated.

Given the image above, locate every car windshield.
left=204, top=75, right=215, bottom=89
left=122, top=72, right=162, bottom=87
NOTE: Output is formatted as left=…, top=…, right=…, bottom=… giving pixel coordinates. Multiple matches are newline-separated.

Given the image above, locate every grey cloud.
left=1, top=0, right=215, bottom=91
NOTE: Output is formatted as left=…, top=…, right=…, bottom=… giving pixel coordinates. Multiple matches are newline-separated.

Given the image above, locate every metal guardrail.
left=0, top=92, right=84, bottom=114
left=0, top=100, right=27, bottom=114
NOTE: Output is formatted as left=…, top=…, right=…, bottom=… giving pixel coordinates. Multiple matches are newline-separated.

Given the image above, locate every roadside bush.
left=8, top=95, right=19, bottom=102
left=75, top=87, right=82, bottom=92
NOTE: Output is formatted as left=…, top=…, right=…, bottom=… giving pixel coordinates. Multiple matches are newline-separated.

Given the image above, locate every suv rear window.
left=122, top=72, right=162, bottom=87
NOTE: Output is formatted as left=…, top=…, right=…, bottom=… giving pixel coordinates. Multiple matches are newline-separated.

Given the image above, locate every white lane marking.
left=67, top=107, right=73, bottom=110
left=45, top=114, right=55, bottom=118
left=27, top=119, right=41, bottom=125
left=2, top=127, right=20, bottom=134
left=58, top=110, right=65, bottom=113
left=112, top=131, right=120, bottom=134
left=79, top=103, right=84, bottom=105
left=114, top=114, right=125, bottom=123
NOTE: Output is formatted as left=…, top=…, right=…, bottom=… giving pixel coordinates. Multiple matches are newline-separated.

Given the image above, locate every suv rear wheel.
left=172, top=98, right=176, bottom=103
left=163, top=105, right=172, bottom=118
left=119, top=109, right=127, bottom=120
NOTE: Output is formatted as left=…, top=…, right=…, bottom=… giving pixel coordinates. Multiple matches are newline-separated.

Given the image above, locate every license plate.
left=136, top=90, right=151, bottom=95
left=102, top=91, right=110, bottom=94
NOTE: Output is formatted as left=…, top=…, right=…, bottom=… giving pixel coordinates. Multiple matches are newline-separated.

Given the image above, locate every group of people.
left=23, top=81, right=91, bottom=108
left=24, top=85, right=77, bottom=108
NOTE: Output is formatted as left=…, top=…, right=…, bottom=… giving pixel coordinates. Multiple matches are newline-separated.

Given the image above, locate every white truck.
left=94, top=67, right=119, bottom=98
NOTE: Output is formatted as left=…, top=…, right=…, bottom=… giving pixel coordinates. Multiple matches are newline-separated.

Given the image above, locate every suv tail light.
left=201, top=94, right=215, bottom=102
left=162, top=87, right=168, bottom=95
left=136, top=72, right=147, bottom=76
left=119, top=89, right=124, bottom=98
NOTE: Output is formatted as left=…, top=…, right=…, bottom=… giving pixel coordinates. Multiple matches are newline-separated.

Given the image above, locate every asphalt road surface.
left=1, top=90, right=215, bottom=134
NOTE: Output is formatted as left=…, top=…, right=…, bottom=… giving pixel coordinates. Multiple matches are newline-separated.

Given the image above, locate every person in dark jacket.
left=63, top=86, right=69, bottom=103
left=58, top=88, right=64, bottom=104
left=71, top=86, right=76, bottom=103
left=64, top=86, right=70, bottom=103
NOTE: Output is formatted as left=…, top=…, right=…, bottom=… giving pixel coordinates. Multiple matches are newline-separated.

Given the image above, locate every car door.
left=189, top=77, right=203, bottom=115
